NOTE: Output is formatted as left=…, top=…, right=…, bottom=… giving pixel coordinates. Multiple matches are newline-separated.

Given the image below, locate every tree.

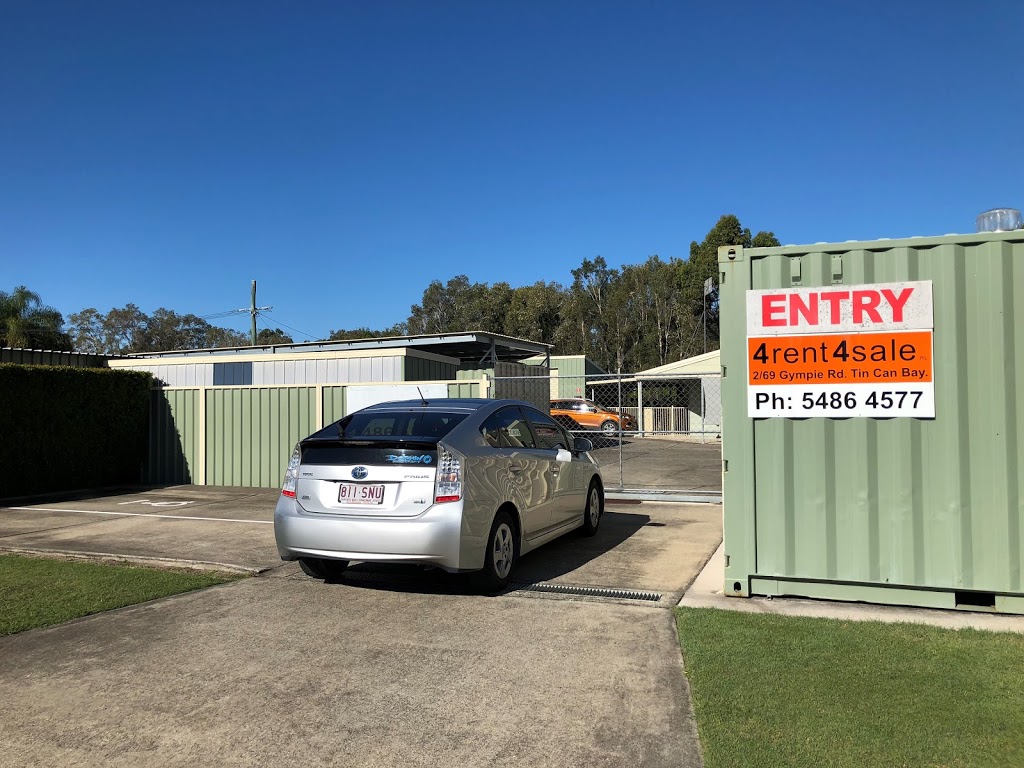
left=555, top=257, right=619, bottom=368
left=327, top=324, right=407, bottom=341
left=140, top=309, right=214, bottom=352
left=206, top=326, right=250, bottom=348
left=677, top=215, right=780, bottom=357
left=101, top=304, right=148, bottom=354
left=0, top=286, right=72, bottom=350
left=503, top=281, right=565, bottom=344
left=67, top=308, right=106, bottom=353
left=256, top=328, right=294, bottom=345
left=405, top=276, right=513, bottom=336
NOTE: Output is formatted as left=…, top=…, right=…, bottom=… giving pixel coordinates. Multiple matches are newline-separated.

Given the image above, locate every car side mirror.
left=573, top=437, right=593, bottom=453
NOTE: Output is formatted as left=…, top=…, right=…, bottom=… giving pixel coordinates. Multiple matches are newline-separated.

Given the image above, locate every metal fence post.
left=617, top=369, right=623, bottom=490
left=700, top=378, right=706, bottom=445
left=637, top=379, right=644, bottom=437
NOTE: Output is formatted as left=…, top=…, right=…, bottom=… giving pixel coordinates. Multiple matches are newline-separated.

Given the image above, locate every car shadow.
left=325, top=509, right=651, bottom=597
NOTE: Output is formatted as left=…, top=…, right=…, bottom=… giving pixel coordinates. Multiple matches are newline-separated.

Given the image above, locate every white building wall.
left=251, top=355, right=404, bottom=385
left=127, top=363, right=213, bottom=387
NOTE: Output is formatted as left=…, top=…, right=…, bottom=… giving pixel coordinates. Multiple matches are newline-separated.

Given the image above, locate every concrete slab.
left=0, top=576, right=704, bottom=768
left=2, top=489, right=722, bottom=607
left=591, top=439, right=722, bottom=493
left=1, top=488, right=280, bottom=571
left=681, top=543, right=1024, bottom=634
left=0, top=515, right=278, bottom=571
left=516, top=503, right=722, bottom=603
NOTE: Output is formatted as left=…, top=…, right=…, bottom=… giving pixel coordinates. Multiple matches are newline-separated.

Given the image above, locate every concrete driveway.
left=0, top=487, right=720, bottom=767
left=590, top=439, right=722, bottom=494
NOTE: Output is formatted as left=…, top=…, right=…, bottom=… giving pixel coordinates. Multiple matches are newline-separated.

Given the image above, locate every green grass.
left=0, top=554, right=241, bottom=636
left=676, top=607, right=1024, bottom=768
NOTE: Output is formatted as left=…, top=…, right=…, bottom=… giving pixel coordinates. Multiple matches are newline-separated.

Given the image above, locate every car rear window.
left=318, top=410, right=468, bottom=441
left=301, top=443, right=438, bottom=466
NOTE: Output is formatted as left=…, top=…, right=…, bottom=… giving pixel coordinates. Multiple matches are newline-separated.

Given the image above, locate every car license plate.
left=338, top=483, right=385, bottom=505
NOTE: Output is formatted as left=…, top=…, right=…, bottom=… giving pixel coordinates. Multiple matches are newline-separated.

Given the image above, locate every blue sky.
left=2, top=1, right=1021, bottom=341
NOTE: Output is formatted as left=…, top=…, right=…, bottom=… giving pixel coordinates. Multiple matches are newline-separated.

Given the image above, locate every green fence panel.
left=447, top=381, right=480, bottom=398
left=205, top=387, right=316, bottom=488
left=146, top=389, right=200, bottom=485
left=323, top=386, right=346, bottom=424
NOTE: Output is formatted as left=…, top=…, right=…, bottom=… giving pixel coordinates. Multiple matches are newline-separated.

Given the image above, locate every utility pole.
left=246, top=280, right=272, bottom=346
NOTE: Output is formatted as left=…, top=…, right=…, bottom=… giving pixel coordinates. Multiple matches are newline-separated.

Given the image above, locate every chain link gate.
left=490, top=372, right=723, bottom=501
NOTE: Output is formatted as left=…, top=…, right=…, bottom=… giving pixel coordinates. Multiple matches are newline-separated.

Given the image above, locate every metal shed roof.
left=123, top=331, right=552, bottom=364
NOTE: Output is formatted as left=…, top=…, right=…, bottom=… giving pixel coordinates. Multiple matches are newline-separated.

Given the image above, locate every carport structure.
left=108, top=332, right=552, bottom=489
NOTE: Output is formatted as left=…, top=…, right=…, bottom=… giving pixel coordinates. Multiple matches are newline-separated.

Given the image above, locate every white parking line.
left=5, top=507, right=273, bottom=525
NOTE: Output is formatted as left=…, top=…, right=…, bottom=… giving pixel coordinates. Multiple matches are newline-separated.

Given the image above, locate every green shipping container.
left=719, top=231, right=1024, bottom=614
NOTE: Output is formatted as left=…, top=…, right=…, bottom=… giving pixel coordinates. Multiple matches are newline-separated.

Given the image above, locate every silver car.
left=274, top=398, right=604, bottom=592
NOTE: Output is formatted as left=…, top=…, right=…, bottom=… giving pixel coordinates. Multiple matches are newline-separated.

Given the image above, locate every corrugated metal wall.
left=120, top=355, right=408, bottom=387
left=447, top=381, right=482, bottom=398
left=720, top=232, right=1024, bottom=610
left=405, top=355, right=457, bottom=381
left=554, top=357, right=588, bottom=398
left=129, top=363, right=214, bottom=387
left=143, top=379, right=482, bottom=488
left=146, top=389, right=201, bottom=484
left=253, top=356, right=403, bottom=385
left=205, top=387, right=316, bottom=488
left=323, top=386, right=345, bottom=424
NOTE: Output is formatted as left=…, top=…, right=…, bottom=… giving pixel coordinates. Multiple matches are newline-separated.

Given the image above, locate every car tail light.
left=281, top=445, right=300, bottom=498
left=434, top=444, right=462, bottom=503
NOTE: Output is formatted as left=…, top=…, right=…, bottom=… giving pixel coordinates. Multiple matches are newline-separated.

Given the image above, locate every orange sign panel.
left=747, top=330, right=933, bottom=385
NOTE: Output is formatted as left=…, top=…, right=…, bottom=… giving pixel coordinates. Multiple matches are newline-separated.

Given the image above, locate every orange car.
left=549, top=398, right=635, bottom=435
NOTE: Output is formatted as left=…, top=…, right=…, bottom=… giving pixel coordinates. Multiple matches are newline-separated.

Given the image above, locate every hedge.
left=0, top=364, right=153, bottom=498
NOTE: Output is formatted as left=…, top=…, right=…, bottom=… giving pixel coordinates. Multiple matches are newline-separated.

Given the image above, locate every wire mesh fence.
left=491, top=372, right=723, bottom=495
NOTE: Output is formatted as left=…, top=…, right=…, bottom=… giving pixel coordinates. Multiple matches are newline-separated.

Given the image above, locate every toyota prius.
left=274, top=398, right=604, bottom=592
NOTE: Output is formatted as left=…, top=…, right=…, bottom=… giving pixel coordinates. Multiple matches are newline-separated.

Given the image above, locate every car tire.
left=472, top=510, right=518, bottom=594
left=298, top=557, right=349, bottom=580
left=600, top=420, right=618, bottom=435
left=580, top=481, right=603, bottom=537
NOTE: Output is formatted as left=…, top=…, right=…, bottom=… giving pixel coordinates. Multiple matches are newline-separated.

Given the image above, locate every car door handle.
left=508, top=463, right=523, bottom=475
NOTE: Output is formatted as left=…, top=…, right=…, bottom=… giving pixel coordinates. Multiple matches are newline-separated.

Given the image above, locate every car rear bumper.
left=274, top=495, right=468, bottom=571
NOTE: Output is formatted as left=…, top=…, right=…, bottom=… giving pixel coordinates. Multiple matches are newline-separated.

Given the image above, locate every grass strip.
left=0, top=554, right=240, bottom=636
left=676, top=607, right=1024, bottom=768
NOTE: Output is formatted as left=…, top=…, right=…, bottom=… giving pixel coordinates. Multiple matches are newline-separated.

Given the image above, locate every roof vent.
left=976, top=208, right=1022, bottom=232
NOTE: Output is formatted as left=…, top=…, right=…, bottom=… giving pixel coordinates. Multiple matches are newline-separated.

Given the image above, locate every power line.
left=257, top=311, right=317, bottom=342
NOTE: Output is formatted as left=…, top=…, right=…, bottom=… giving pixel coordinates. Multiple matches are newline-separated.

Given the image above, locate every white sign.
left=345, top=383, right=450, bottom=415
left=746, top=281, right=933, bottom=336
left=747, top=280, right=935, bottom=418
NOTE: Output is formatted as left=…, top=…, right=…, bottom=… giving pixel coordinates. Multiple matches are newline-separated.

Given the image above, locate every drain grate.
left=510, top=582, right=662, bottom=602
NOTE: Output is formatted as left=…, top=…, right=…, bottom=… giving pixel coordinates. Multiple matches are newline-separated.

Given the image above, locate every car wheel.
left=600, top=420, right=618, bottom=435
left=298, top=557, right=349, bottom=580
left=473, top=510, right=518, bottom=594
left=580, top=481, right=603, bottom=536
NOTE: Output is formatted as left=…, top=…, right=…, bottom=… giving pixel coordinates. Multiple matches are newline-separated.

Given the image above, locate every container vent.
left=976, top=208, right=1022, bottom=232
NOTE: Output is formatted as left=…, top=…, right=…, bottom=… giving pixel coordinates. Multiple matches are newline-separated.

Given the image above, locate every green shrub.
left=0, top=364, right=152, bottom=497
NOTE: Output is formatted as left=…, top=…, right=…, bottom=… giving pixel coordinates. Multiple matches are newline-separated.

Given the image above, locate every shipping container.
left=719, top=231, right=1024, bottom=613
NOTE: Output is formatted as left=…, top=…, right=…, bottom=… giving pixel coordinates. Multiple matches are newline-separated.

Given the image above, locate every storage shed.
left=719, top=231, right=1024, bottom=614
left=110, top=332, right=551, bottom=488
